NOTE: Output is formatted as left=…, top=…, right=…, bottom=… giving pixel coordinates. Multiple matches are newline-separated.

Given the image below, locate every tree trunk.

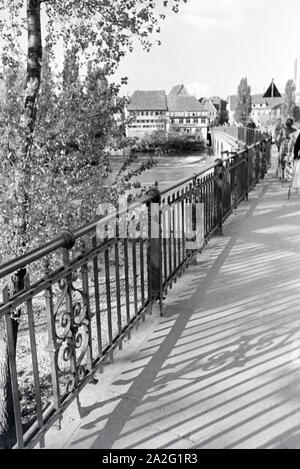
left=0, top=0, right=42, bottom=449
left=16, top=0, right=43, bottom=249
left=24, top=0, right=42, bottom=150
left=0, top=270, right=26, bottom=448
left=0, top=315, right=19, bottom=449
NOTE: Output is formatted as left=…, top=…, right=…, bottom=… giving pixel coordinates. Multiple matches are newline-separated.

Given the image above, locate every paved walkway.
left=44, top=148, right=300, bottom=449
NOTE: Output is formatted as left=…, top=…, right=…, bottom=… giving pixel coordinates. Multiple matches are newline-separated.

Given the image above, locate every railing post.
left=0, top=268, right=26, bottom=449
left=260, top=141, right=266, bottom=180
left=214, top=158, right=224, bottom=235
left=43, top=259, right=61, bottom=428
left=245, top=149, right=249, bottom=201
left=147, top=187, right=163, bottom=314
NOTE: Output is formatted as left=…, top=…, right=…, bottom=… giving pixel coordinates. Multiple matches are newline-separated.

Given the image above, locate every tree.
left=283, top=79, right=297, bottom=120
left=0, top=0, right=187, bottom=448
left=234, top=77, right=252, bottom=125
left=0, top=0, right=187, bottom=256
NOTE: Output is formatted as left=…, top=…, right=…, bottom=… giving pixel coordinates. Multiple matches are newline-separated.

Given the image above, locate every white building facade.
left=125, top=90, right=168, bottom=139
left=126, top=86, right=209, bottom=141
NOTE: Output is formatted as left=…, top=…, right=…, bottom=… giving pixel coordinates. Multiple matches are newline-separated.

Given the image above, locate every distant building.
left=167, top=92, right=208, bottom=140
left=125, top=90, right=168, bottom=138
left=125, top=85, right=209, bottom=140
left=200, top=98, right=218, bottom=124
left=227, top=80, right=284, bottom=128
left=200, top=96, right=228, bottom=125
left=251, top=81, right=284, bottom=127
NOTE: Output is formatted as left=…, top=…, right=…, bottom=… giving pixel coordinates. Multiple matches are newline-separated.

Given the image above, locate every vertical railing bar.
left=63, top=249, right=78, bottom=390
left=208, top=176, right=211, bottom=235
left=24, top=274, right=45, bottom=447
left=162, top=201, right=168, bottom=285
left=3, top=286, right=24, bottom=448
left=92, top=238, right=103, bottom=372
left=80, top=242, right=93, bottom=373
left=44, top=275, right=61, bottom=415
left=123, top=239, right=131, bottom=329
left=211, top=176, right=214, bottom=229
left=167, top=195, right=172, bottom=278
left=132, top=239, right=138, bottom=317
left=114, top=241, right=123, bottom=349
left=104, top=248, right=113, bottom=358
left=181, top=188, right=186, bottom=263
left=205, top=177, right=208, bottom=237
left=210, top=177, right=215, bottom=230
left=139, top=238, right=145, bottom=310
left=172, top=192, right=177, bottom=272
left=208, top=177, right=212, bottom=232
left=176, top=190, right=181, bottom=267
left=146, top=201, right=152, bottom=308
left=208, top=176, right=211, bottom=234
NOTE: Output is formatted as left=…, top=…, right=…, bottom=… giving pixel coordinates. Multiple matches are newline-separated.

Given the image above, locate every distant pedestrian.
left=246, top=120, right=256, bottom=129
left=287, top=128, right=300, bottom=194
left=293, top=129, right=300, bottom=160
left=274, top=118, right=283, bottom=151
left=277, top=118, right=296, bottom=181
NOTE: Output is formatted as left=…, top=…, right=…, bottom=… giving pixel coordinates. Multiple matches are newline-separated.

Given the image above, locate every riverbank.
left=110, top=130, right=209, bottom=157
left=110, top=146, right=212, bottom=158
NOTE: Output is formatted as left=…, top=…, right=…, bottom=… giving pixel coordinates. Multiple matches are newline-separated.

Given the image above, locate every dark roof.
left=167, top=95, right=205, bottom=112
left=200, top=98, right=218, bottom=112
left=168, top=84, right=191, bottom=97
left=272, top=103, right=283, bottom=110
left=127, top=90, right=167, bottom=111
left=263, top=80, right=281, bottom=98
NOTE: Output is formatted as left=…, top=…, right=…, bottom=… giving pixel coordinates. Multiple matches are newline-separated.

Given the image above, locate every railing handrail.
left=0, top=193, right=155, bottom=279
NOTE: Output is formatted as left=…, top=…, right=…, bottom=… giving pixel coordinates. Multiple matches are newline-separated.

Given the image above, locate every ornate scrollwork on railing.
left=48, top=266, right=91, bottom=397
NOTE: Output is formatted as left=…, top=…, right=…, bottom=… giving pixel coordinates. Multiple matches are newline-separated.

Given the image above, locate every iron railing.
left=215, top=125, right=272, bottom=147
left=0, top=128, right=272, bottom=448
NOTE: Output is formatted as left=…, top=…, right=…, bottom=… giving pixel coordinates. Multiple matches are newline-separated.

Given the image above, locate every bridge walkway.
left=43, top=147, right=300, bottom=449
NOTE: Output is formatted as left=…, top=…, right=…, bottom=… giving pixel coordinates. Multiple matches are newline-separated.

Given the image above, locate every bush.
left=132, top=129, right=207, bottom=154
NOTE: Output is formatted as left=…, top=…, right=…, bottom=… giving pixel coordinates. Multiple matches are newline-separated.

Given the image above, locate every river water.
left=108, top=151, right=215, bottom=192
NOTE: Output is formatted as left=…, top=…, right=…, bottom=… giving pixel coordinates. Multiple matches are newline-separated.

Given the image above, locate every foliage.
left=234, top=77, right=252, bottom=124
left=283, top=79, right=297, bottom=120
left=0, top=0, right=187, bottom=263
left=132, top=129, right=207, bottom=154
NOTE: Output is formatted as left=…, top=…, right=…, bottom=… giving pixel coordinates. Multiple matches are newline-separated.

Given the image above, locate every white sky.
left=113, top=0, right=300, bottom=99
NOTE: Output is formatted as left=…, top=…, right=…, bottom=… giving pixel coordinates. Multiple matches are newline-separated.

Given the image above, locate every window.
left=193, top=118, right=198, bottom=123
left=201, top=118, right=206, bottom=124
left=179, top=118, right=183, bottom=123
left=186, top=118, right=191, bottom=123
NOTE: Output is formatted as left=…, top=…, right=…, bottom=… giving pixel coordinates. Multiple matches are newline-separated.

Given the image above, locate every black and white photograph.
left=0, top=0, right=300, bottom=454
